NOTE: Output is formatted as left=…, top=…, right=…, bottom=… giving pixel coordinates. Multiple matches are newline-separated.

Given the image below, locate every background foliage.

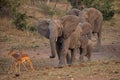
left=0, top=0, right=116, bottom=31
left=67, top=0, right=115, bottom=20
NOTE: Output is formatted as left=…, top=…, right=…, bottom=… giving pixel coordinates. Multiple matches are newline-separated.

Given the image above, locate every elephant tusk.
left=56, top=38, right=57, bottom=42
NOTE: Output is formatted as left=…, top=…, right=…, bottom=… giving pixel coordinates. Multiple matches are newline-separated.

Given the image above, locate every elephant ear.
left=61, top=15, right=80, bottom=39
left=37, top=19, right=50, bottom=39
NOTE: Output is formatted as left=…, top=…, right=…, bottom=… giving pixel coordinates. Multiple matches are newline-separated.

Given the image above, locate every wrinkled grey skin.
left=38, top=15, right=79, bottom=66
left=68, top=22, right=93, bottom=64
left=37, top=15, right=93, bottom=67
left=79, top=35, right=93, bottom=61
left=67, top=8, right=103, bottom=51
left=38, top=15, right=91, bottom=67
left=79, top=8, right=103, bottom=50
left=59, top=22, right=92, bottom=67
left=37, top=15, right=80, bottom=58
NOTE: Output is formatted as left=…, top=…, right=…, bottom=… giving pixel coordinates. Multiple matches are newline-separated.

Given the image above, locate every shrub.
left=28, top=25, right=37, bottom=32
left=39, top=2, right=55, bottom=16
left=0, top=0, right=28, bottom=31
left=67, top=0, right=115, bottom=20
left=13, top=12, right=27, bottom=31
left=0, top=0, right=20, bottom=17
left=91, top=0, right=115, bottom=20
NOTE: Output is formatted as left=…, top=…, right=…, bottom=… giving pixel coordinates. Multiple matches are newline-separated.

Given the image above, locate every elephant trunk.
left=49, top=36, right=57, bottom=58
left=49, top=20, right=62, bottom=58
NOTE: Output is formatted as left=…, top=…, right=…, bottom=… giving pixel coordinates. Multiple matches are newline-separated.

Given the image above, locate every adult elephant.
left=67, top=8, right=103, bottom=51
left=61, top=22, right=93, bottom=65
left=37, top=15, right=79, bottom=61
left=79, top=8, right=103, bottom=50
left=37, top=15, right=81, bottom=67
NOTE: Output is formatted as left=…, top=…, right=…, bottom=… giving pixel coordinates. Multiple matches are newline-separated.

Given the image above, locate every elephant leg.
left=97, top=27, right=102, bottom=48
left=57, top=38, right=71, bottom=64
left=79, top=47, right=87, bottom=62
left=86, top=52, right=91, bottom=61
left=66, top=52, right=71, bottom=65
left=94, top=19, right=102, bottom=51
left=86, top=46, right=92, bottom=61
left=86, top=40, right=93, bottom=61
left=71, top=49, right=77, bottom=65
left=56, top=43, right=71, bottom=65
left=56, top=41, right=61, bottom=60
left=87, top=30, right=92, bottom=40
left=58, top=38, right=70, bottom=68
left=79, top=48, right=83, bottom=61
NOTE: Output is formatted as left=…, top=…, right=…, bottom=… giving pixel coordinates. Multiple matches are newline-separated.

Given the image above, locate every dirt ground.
left=0, top=3, right=120, bottom=80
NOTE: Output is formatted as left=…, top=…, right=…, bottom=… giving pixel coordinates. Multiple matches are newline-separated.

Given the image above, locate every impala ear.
left=37, top=19, right=50, bottom=39
left=61, top=15, right=80, bottom=39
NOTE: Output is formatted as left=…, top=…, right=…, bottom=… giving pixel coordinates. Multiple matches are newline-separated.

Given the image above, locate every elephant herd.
left=37, top=7, right=103, bottom=68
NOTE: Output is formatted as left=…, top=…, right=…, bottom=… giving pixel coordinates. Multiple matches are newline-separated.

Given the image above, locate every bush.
left=91, top=0, right=115, bottom=20
left=0, top=0, right=28, bottom=31
left=29, top=25, right=37, bottom=32
left=0, top=0, right=20, bottom=17
left=39, top=2, right=55, bottom=16
left=13, top=12, right=27, bottom=31
left=67, top=0, right=115, bottom=20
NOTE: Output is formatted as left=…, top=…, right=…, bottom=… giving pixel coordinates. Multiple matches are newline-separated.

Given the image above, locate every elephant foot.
left=94, top=44, right=101, bottom=52
left=49, top=55, right=55, bottom=58
left=68, top=62, right=75, bottom=67
left=66, top=60, right=71, bottom=65
left=87, top=57, right=91, bottom=62
left=79, top=56, right=84, bottom=62
left=57, top=64, right=65, bottom=68
left=93, top=47, right=100, bottom=52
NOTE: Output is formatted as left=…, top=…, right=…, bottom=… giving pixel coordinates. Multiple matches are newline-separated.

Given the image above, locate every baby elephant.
left=79, top=35, right=93, bottom=61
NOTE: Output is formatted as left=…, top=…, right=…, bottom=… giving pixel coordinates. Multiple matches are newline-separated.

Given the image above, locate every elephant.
left=58, top=22, right=93, bottom=66
left=66, top=8, right=81, bottom=16
left=59, top=22, right=92, bottom=67
left=37, top=15, right=80, bottom=57
left=79, top=35, right=93, bottom=61
left=37, top=15, right=82, bottom=67
left=79, top=8, right=103, bottom=50
left=37, top=15, right=93, bottom=67
left=67, top=8, right=103, bottom=50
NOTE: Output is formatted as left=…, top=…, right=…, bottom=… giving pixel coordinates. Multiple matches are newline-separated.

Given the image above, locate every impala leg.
left=14, top=62, right=18, bottom=73
left=18, top=63, right=21, bottom=73
left=22, top=62, right=29, bottom=71
left=28, top=60, right=35, bottom=71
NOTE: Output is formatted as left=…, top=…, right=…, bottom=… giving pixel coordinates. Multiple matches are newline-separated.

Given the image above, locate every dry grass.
left=0, top=16, right=49, bottom=52
left=0, top=1, right=120, bottom=80
left=0, top=58, right=120, bottom=80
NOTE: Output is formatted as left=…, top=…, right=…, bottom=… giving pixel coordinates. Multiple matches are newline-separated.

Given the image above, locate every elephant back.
left=66, top=8, right=81, bottom=16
